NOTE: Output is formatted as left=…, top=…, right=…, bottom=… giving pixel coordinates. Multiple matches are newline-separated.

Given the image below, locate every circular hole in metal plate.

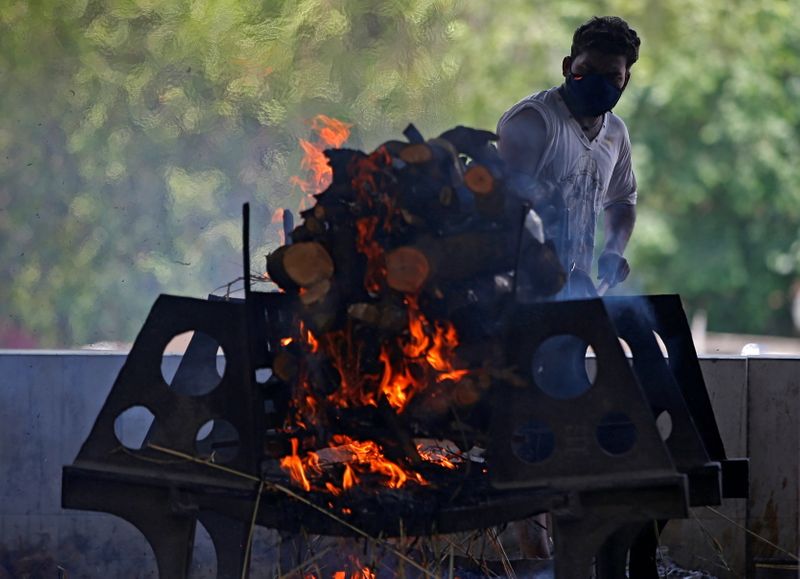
left=195, top=419, right=240, bottom=464
left=114, top=405, right=155, bottom=450
left=162, top=331, right=226, bottom=395
left=653, top=331, right=669, bottom=358
left=585, top=345, right=598, bottom=383
left=655, top=410, right=673, bottom=441
left=596, top=412, right=637, bottom=455
left=511, top=419, right=555, bottom=464
left=189, top=520, right=217, bottom=577
left=531, top=334, right=594, bottom=400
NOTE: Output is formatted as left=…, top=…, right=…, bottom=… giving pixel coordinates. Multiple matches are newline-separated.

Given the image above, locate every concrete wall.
left=662, top=357, right=800, bottom=578
left=661, top=357, right=749, bottom=578
left=1, top=352, right=798, bottom=577
left=0, top=352, right=161, bottom=577
left=0, top=352, right=238, bottom=578
left=747, top=358, right=800, bottom=577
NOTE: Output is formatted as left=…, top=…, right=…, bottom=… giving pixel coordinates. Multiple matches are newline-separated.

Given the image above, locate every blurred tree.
left=450, top=0, right=800, bottom=335
left=2, top=0, right=800, bottom=346
left=0, top=0, right=460, bottom=346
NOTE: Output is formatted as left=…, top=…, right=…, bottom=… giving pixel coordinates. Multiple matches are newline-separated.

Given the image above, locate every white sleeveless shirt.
left=497, top=87, right=637, bottom=273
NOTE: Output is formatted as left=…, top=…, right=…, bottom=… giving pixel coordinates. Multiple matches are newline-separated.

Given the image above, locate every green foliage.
left=451, top=0, right=800, bottom=335
left=2, top=0, right=800, bottom=345
left=0, top=0, right=460, bottom=346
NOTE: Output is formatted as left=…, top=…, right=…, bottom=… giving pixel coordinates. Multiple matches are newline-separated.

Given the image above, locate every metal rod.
left=511, top=202, right=531, bottom=300
left=243, top=202, right=251, bottom=298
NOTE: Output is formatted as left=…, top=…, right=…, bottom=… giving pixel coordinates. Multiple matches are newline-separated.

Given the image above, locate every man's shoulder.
left=497, top=87, right=561, bottom=133
left=505, top=86, right=561, bottom=112
left=606, top=112, right=631, bottom=139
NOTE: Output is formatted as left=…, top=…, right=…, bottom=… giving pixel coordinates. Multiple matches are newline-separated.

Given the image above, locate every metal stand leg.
left=596, top=522, right=649, bottom=579
left=198, top=511, right=250, bottom=579
left=628, top=520, right=667, bottom=579
left=553, top=514, right=620, bottom=579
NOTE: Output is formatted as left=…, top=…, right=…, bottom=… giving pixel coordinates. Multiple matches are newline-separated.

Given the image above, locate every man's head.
left=561, top=16, right=641, bottom=116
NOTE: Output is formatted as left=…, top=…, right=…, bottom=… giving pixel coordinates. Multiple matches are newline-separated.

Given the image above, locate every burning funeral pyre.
left=264, top=123, right=566, bottom=497
left=60, top=118, right=747, bottom=579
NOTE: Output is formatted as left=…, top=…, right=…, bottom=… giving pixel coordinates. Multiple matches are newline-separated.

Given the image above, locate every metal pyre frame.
left=62, top=206, right=747, bottom=578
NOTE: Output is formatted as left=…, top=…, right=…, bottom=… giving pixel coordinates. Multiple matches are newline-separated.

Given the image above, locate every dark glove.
left=597, top=251, right=630, bottom=287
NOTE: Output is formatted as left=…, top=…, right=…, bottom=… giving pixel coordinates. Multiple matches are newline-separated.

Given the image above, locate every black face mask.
left=564, top=72, right=623, bottom=117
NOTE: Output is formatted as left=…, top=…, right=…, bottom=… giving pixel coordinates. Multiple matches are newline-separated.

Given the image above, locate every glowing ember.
left=279, top=434, right=427, bottom=492
left=416, top=440, right=463, bottom=470
left=331, top=571, right=375, bottom=579
left=330, top=560, right=376, bottom=579
left=355, top=216, right=386, bottom=294
left=331, top=435, right=427, bottom=488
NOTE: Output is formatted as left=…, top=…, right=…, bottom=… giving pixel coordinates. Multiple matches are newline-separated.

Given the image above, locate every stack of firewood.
left=268, top=124, right=564, bottom=336
left=266, top=124, right=565, bottom=456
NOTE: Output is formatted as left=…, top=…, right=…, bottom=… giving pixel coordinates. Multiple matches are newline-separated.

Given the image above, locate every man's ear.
left=562, top=56, right=572, bottom=78
left=622, top=69, right=631, bottom=91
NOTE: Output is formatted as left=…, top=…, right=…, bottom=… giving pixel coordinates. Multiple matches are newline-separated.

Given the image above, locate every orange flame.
left=330, top=435, right=427, bottom=489
left=373, top=296, right=469, bottom=411
left=342, top=463, right=359, bottom=490
left=416, top=443, right=459, bottom=470
left=279, top=434, right=428, bottom=491
left=279, top=438, right=312, bottom=492
left=271, top=208, right=285, bottom=223
left=290, top=115, right=352, bottom=205
left=299, top=321, right=319, bottom=353
left=332, top=566, right=376, bottom=579
left=272, top=208, right=286, bottom=245
left=378, top=347, right=417, bottom=411
left=403, top=297, right=431, bottom=359
left=428, top=321, right=470, bottom=383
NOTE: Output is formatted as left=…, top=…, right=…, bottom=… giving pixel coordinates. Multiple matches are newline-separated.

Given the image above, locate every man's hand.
left=597, top=250, right=630, bottom=287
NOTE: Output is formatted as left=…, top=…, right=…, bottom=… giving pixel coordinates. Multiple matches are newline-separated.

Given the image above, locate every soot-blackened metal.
left=61, top=207, right=747, bottom=579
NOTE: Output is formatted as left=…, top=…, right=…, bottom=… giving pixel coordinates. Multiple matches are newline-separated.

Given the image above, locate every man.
left=498, top=16, right=641, bottom=297
left=496, top=16, right=642, bottom=559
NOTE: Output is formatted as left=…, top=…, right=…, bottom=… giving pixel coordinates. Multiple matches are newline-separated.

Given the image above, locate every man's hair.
left=571, top=16, right=641, bottom=68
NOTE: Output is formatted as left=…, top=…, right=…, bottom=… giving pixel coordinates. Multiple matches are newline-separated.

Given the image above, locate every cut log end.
left=300, top=278, right=332, bottom=306
left=385, top=246, right=431, bottom=294
left=399, top=143, right=434, bottom=164
left=283, top=241, right=335, bottom=287
left=464, top=165, right=495, bottom=195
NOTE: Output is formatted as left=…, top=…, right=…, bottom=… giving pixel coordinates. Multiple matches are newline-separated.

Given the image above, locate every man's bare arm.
left=603, top=202, right=636, bottom=254
left=599, top=202, right=636, bottom=285
left=497, top=108, right=547, bottom=178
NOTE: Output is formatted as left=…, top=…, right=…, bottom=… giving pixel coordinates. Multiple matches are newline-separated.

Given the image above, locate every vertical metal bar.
left=243, top=203, right=251, bottom=298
